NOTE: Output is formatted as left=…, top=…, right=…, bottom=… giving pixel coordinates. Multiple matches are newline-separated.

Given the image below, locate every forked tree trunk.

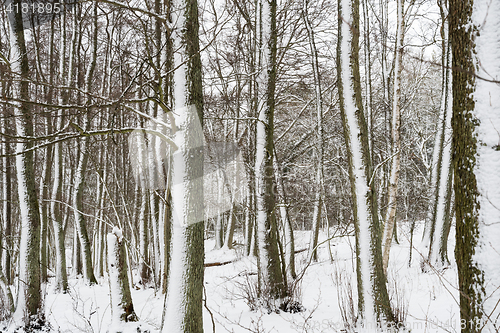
left=423, top=0, right=453, bottom=270
left=337, top=0, right=394, bottom=324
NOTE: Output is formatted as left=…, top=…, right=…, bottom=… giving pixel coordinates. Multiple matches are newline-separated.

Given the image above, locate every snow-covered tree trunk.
left=1, top=110, right=13, bottom=285
left=224, top=170, right=239, bottom=250
left=0, top=76, right=14, bottom=320
left=138, top=188, right=150, bottom=286
left=337, top=0, right=394, bottom=324
left=94, top=153, right=108, bottom=278
left=255, top=0, right=287, bottom=301
left=51, top=120, right=68, bottom=292
left=382, top=0, right=404, bottom=273
left=107, top=228, right=138, bottom=328
left=149, top=189, right=161, bottom=286
left=73, top=1, right=98, bottom=285
left=162, top=0, right=205, bottom=330
left=214, top=167, right=225, bottom=250
left=362, top=0, right=374, bottom=152
left=450, top=0, right=500, bottom=330
left=0, top=272, right=14, bottom=321
left=8, top=3, right=45, bottom=327
left=161, top=189, right=171, bottom=295
left=39, top=124, right=52, bottom=285
left=425, top=1, right=453, bottom=269
left=73, top=227, right=82, bottom=276
left=244, top=167, right=255, bottom=256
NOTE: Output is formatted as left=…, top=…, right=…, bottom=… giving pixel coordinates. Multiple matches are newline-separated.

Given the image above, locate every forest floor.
left=3, top=221, right=459, bottom=332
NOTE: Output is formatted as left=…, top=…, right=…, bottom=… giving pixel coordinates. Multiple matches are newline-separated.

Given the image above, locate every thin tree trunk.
left=138, top=188, right=150, bottom=286
left=303, top=0, right=324, bottom=263
left=273, top=155, right=296, bottom=281
left=51, top=126, right=68, bottom=292
left=1, top=109, right=12, bottom=285
left=382, top=0, right=404, bottom=273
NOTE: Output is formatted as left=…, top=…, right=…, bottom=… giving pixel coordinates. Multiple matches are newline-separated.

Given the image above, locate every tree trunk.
left=138, top=188, right=151, bottom=286
left=255, top=0, right=287, bottom=302
left=273, top=155, right=296, bottom=281
left=39, top=130, right=52, bottom=285
left=450, top=0, right=500, bottom=330
left=51, top=132, right=68, bottom=292
left=304, top=0, right=324, bottom=263
left=8, top=4, right=45, bottom=328
left=425, top=1, right=454, bottom=269
left=1, top=110, right=13, bottom=285
left=337, top=0, right=394, bottom=324
left=162, top=0, right=205, bottom=330
left=382, top=0, right=404, bottom=273
left=107, top=228, right=138, bottom=327
left=72, top=1, right=98, bottom=285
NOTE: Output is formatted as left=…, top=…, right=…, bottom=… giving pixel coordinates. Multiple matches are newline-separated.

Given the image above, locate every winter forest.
left=0, top=0, right=499, bottom=331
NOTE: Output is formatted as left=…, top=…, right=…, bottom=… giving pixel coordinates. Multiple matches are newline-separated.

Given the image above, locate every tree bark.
left=162, top=0, right=205, bottom=330
left=7, top=3, right=45, bottom=327
left=255, top=0, right=287, bottom=302
left=450, top=0, right=500, bottom=330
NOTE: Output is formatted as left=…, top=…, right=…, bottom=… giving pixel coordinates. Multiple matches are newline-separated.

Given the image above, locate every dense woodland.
left=0, top=0, right=499, bottom=331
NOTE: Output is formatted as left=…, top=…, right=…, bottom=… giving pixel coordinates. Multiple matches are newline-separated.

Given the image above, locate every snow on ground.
left=1, top=221, right=459, bottom=332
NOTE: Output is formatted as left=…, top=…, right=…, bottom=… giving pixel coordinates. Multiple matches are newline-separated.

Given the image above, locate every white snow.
left=1, top=222, right=462, bottom=332
left=471, top=0, right=500, bottom=328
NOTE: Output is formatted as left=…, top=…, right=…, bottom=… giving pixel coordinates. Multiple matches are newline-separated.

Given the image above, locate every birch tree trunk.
left=255, top=0, right=287, bottom=301
left=7, top=3, right=45, bottom=327
left=450, top=0, right=500, bottom=330
left=162, top=0, right=205, bottom=330
left=382, top=0, right=404, bottom=273
left=337, top=0, right=394, bottom=324
left=304, top=0, right=324, bottom=263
